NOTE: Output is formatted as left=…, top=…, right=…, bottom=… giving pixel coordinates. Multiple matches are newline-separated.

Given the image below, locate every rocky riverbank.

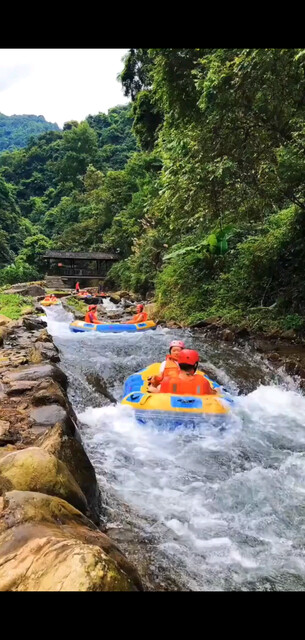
left=0, top=310, right=142, bottom=591
left=190, top=316, right=305, bottom=389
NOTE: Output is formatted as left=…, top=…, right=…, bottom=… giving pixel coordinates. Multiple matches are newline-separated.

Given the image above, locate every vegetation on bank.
left=0, top=293, right=33, bottom=319
left=63, top=296, right=87, bottom=315
left=1, top=50, right=305, bottom=334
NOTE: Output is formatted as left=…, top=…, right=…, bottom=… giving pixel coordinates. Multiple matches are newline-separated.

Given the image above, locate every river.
left=45, top=303, right=305, bottom=591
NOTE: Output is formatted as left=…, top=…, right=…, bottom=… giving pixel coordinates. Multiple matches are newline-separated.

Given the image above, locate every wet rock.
left=284, top=359, right=297, bottom=375
left=30, top=404, right=68, bottom=427
left=31, top=402, right=77, bottom=437
left=34, top=303, right=45, bottom=313
left=268, top=352, right=281, bottom=362
left=2, top=364, right=68, bottom=390
left=0, top=448, right=87, bottom=514
left=38, top=423, right=101, bottom=525
left=235, top=327, right=250, bottom=339
left=23, top=316, right=47, bottom=331
left=6, top=381, right=39, bottom=395
left=294, top=364, right=305, bottom=379
left=86, top=373, right=117, bottom=405
left=222, top=329, right=234, bottom=342
left=31, top=342, right=60, bottom=363
left=0, top=491, right=142, bottom=591
left=106, top=312, right=123, bottom=321
left=254, top=340, right=270, bottom=353
left=109, top=294, right=121, bottom=305
left=4, top=284, right=45, bottom=297
left=31, top=381, right=66, bottom=408
left=35, top=329, right=53, bottom=343
left=281, top=329, right=297, bottom=340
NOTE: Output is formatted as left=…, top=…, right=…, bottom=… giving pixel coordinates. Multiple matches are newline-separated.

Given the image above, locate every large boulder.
left=0, top=315, right=12, bottom=328
left=144, top=302, right=157, bottom=321
left=29, top=342, right=60, bottom=363
left=38, top=423, right=101, bottom=525
left=112, top=290, right=138, bottom=303
left=23, top=316, right=47, bottom=331
left=0, top=491, right=142, bottom=591
left=4, top=285, right=46, bottom=297
left=0, top=447, right=87, bottom=515
left=2, top=363, right=68, bottom=390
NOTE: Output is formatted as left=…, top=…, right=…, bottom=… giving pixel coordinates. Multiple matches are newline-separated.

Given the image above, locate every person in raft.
left=75, top=281, right=80, bottom=293
left=156, top=349, right=216, bottom=396
left=126, top=304, right=148, bottom=324
left=147, top=340, right=185, bottom=392
left=84, top=304, right=102, bottom=324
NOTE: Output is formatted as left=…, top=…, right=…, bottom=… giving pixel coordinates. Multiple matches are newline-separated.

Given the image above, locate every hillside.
left=0, top=113, right=60, bottom=152
left=1, top=50, right=305, bottom=336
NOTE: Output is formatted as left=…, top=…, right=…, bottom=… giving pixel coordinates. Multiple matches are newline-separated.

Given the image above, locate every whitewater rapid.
left=46, top=304, right=305, bottom=590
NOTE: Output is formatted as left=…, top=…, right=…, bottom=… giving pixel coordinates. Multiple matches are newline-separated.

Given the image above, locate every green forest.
left=0, top=113, right=60, bottom=152
left=1, top=49, right=305, bottom=333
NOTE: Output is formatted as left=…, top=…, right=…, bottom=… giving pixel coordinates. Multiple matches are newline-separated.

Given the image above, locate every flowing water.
left=45, top=303, right=305, bottom=591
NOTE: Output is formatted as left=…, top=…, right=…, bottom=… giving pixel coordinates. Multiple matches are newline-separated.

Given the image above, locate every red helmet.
left=177, top=349, right=199, bottom=366
left=88, top=304, right=97, bottom=311
left=136, top=304, right=144, bottom=312
left=170, top=340, right=185, bottom=349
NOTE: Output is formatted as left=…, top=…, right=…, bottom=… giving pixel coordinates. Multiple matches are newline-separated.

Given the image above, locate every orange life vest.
left=151, top=356, right=180, bottom=386
left=131, top=312, right=148, bottom=323
left=160, top=373, right=213, bottom=396
left=85, top=311, right=97, bottom=323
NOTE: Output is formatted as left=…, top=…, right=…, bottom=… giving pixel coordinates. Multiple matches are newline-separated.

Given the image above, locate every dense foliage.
left=1, top=51, right=305, bottom=333
left=110, top=48, right=305, bottom=332
left=0, top=104, right=137, bottom=281
left=0, top=113, right=60, bottom=152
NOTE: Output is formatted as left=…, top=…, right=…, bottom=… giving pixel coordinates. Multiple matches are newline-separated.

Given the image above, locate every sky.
left=0, top=49, right=130, bottom=128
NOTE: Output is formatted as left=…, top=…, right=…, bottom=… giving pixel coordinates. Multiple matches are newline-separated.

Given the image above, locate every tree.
left=56, top=122, right=98, bottom=187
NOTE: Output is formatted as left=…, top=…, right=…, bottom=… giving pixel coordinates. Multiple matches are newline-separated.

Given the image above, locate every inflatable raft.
left=69, top=320, right=156, bottom=333
left=121, top=362, right=233, bottom=428
left=41, top=298, right=61, bottom=307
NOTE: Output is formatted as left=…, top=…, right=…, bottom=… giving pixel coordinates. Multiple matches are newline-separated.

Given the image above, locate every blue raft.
left=69, top=319, right=156, bottom=333
left=122, top=363, right=234, bottom=430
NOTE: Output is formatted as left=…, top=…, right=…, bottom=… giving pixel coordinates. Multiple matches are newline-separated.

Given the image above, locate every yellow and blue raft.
left=121, top=362, right=233, bottom=429
left=69, top=319, right=156, bottom=333
left=41, top=298, right=61, bottom=307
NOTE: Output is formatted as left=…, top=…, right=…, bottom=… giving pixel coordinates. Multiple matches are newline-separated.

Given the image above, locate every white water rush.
left=46, top=304, right=305, bottom=591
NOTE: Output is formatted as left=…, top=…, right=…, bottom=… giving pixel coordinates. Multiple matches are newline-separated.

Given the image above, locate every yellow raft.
left=41, top=298, right=61, bottom=307
left=121, top=362, right=231, bottom=428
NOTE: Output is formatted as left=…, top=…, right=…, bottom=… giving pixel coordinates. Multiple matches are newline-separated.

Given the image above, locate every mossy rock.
left=0, top=447, right=87, bottom=514
left=0, top=491, right=142, bottom=591
left=38, top=423, right=101, bottom=524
